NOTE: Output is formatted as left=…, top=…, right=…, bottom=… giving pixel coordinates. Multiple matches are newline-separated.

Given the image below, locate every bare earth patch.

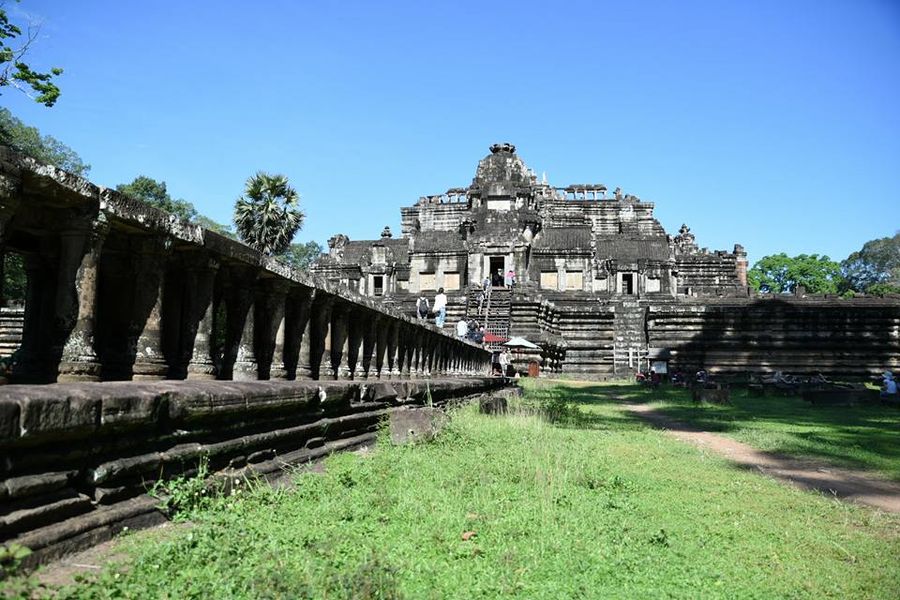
left=625, top=403, right=900, bottom=513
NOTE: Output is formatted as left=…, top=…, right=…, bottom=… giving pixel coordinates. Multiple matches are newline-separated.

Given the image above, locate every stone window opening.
left=373, top=275, right=384, bottom=296
left=621, top=273, right=635, bottom=295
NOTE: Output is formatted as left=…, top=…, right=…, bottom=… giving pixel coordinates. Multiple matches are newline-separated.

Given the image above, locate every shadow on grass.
left=530, top=381, right=900, bottom=480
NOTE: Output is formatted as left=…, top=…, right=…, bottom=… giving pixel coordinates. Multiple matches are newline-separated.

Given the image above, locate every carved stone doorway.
left=489, top=256, right=505, bottom=286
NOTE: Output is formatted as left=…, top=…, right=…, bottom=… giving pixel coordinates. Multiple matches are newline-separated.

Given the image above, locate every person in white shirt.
left=456, top=319, right=468, bottom=339
left=433, top=287, right=448, bottom=327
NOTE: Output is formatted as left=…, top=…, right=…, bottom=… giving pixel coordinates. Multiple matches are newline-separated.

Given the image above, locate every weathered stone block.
left=3, top=471, right=73, bottom=499
left=479, top=395, right=508, bottom=415
left=98, top=385, right=165, bottom=428
left=91, top=453, right=163, bottom=485
left=388, top=407, right=448, bottom=444
left=360, top=382, right=398, bottom=403
left=0, top=400, right=20, bottom=441
left=17, top=390, right=100, bottom=438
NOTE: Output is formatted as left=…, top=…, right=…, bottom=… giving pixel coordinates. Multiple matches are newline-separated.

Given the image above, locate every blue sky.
left=4, top=0, right=899, bottom=264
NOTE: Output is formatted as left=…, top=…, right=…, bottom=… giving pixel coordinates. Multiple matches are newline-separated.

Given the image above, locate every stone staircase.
left=0, top=306, right=24, bottom=357
left=613, top=299, right=647, bottom=375
left=468, top=287, right=512, bottom=350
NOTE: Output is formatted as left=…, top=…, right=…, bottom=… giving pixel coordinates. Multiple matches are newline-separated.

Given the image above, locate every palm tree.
left=233, top=172, right=304, bottom=255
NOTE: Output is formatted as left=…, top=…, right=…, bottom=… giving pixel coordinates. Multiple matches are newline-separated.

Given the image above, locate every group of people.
left=416, top=287, right=448, bottom=327
left=456, top=317, right=486, bottom=344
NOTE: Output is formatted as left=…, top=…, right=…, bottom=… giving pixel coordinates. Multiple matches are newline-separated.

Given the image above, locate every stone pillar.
left=283, top=286, right=314, bottom=379
left=329, top=303, right=350, bottom=380
left=224, top=266, right=259, bottom=380
left=388, top=321, right=400, bottom=378
left=346, top=308, right=365, bottom=380
left=58, top=216, right=109, bottom=382
left=257, top=279, right=290, bottom=380
left=374, top=317, right=388, bottom=379
left=412, top=332, right=423, bottom=378
left=360, top=313, right=379, bottom=378
left=432, top=338, right=441, bottom=377
left=232, top=292, right=259, bottom=381
left=422, top=335, right=432, bottom=378
left=132, top=238, right=171, bottom=380
left=734, top=244, right=748, bottom=288
left=184, top=255, right=220, bottom=380
left=308, top=293, right=333, bottom=380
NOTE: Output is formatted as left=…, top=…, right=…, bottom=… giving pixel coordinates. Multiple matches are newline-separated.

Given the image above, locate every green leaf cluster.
left=234, top=172, right=304, bottom=255
left=276, top=240, right=323, bottom=271
left=116, top=176, right=199, bottom=222
left=0, top=5, right=63, bottom=106
left=840, top=232, right=900, bottom=295
left=747, top=252, right=843, bottom=294
left=0, top=107, right=89, bottom=176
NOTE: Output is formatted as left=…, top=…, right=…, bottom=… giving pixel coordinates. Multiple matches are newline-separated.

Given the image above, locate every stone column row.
left=10, top=217, right=492, bottom=383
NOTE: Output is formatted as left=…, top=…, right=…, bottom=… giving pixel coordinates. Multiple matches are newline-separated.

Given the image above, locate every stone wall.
left=513, top=290, right=899, bottom=379
left=647, top=296, right=900, bottom=377
left=0, top=377, right=505, bottom=569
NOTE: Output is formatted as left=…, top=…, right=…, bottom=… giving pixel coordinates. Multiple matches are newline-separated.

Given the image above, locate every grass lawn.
left=609, top=383, right=900, bottom=481
left=18, top=381, right=900, bottom=599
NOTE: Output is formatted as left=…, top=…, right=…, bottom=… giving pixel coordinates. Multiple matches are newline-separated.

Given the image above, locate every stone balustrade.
left=0, top=147, right=491, bottom=384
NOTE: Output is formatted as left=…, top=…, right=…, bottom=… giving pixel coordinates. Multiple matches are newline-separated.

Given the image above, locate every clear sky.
left=3, top=0, right=899, bottom=265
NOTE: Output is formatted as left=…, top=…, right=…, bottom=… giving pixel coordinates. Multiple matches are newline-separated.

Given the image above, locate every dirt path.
left=624, top=403, right=900, bottom=513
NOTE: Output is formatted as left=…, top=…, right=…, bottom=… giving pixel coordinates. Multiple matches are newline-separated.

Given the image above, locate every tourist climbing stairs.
left=469, top=287, right=511, bottom=350
left=613, top=299, right=648, bottom=376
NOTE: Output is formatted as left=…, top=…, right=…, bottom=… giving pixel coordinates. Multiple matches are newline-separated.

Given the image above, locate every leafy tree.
left=233, top=172, right=304, bottom=255
left=748, top=253, right=844, bottom=294
left=116, top=175, right=236, bottom=238
left=1, top=3, right=63, bottom=106
left=1, top=252, right=25, bottom=303
left=0, top=107, right=89, bottom=175
left=840, top=233, right=900, bottom=294
left=277, top=241, right=323, bottom=271
left=195, top=215, right=236, bottom=239
left=116, top=176, right=198, bottom=221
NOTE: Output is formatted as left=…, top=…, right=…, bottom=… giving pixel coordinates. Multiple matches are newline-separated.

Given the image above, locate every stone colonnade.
left=0, top=149, right=491, bottom=383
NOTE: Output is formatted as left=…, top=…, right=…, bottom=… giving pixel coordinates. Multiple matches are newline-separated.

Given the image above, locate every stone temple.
left=314, top=143, right=899, bottom=377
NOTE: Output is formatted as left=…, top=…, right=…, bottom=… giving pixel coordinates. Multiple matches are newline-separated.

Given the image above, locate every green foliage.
left=841, top=232, right=900, bottom=294
left=116, top=175, right=199, bottom=222
left=116, top=175, right=235, bottom=238
left=863, top=282, right=900, bottom=296
left=0, top=5, right=63, bottom=106
left=0, top=107, right=89, bottom=175
left=148, top=457, right=219, bottom=520
left=195, top=214, right=236, bottom=239
left=276, top=240, right=323, bottom=271
left=234, top=172, right=304, bottom=255
left=748, top=252, right=844, bottom=294
left=0, top=542, right=31, bottom=578
left=2, top=251, right=25, bottom=303
left=36, top=382, right=899, bottom=599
